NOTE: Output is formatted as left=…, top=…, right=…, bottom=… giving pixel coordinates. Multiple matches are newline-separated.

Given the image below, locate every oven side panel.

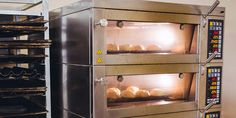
left=50, top=64, right=92, bottom=118
left=50, top=9, right=93, bottom=118
left=50, top=9, right=92, bottom=65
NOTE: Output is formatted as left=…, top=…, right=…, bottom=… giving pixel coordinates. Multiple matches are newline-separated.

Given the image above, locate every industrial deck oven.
left=49, top=0, right=225, bottom=118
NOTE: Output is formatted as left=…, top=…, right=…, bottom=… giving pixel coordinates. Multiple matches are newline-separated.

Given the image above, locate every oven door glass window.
left=106, top=73, right=196, bottom=109
left=105, top=21, right=198, bottom=54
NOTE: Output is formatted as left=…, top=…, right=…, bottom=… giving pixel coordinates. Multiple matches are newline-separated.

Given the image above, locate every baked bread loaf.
left=150, top=89, right=166, bottom=97
left=107, top=87, right=121, bottom=99
left=146, top=44, right=161, bottom=51
left=130, top=45, right=145, bottom=51
left=121, top=90, right=136, bottom=98
left=126, top=86, right=139, bottom=93
left=119, top=44, right=131, bottom=51
left=107, top=43, right=119, bottom=51
left=136, top=90, right=150, bottom=98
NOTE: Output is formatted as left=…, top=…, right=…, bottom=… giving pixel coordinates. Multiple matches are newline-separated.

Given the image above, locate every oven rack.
left=0, top=0, right=50, bottom=117
left=0, top=97, right=47, bottom=118
left=0, top=40, right=51, bottom=49
left=107, top=50, right=172, bottom=54
left=107, top=96, right=170, bottom=104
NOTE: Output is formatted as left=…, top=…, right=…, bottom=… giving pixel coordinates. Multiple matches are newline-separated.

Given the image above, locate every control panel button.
left=205, top=111, right=220, bottom=118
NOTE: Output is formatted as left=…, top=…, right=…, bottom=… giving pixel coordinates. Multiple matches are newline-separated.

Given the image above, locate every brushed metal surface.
left=50, top=9, right=92, bottom=65
left=50, top=63, right=92, bottom=118
left=105, top=54, right=199, bottom=65
left=105, top=64, right=199, bottom=76
left=108, top=101, right=197, bottom=118
left=132, top=111, right=197, bottom=118
left=49, top=0, right=225, bottom=20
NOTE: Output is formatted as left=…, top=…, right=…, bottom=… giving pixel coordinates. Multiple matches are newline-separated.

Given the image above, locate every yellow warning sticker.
left=97, top=57, right=102, bottom=63
left=97, top=50, right=102, bottom=55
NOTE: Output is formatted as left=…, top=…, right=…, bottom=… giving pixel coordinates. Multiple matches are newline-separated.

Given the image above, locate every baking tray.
left=0, top=54, right=47, bottom=63
left=0, top=87, right=46, bottom=97
left=0, top=67, right=43, bottom=80
left=107, top=50, right=172, bottom=54
left=0, top=40, right=51, bottom=49
left=107, top=96, right=170, bottom=104
left=0, top=79, right=45, bottom=88
left=0, top=20, right=47, bottom=26
left=0, top=25, right=47, bottom=37
left=0, top=97, right=47, bottom=117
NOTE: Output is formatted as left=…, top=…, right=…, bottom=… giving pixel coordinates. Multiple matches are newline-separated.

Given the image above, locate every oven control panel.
left=205, top=111, right=220, bottom=118
left=206, top=67, right=222, bottom=105
left=208, top=19, right=224, bottom=59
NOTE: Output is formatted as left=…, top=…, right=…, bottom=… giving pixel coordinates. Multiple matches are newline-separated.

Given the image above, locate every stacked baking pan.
left=0, top=18, right=51, bottom=118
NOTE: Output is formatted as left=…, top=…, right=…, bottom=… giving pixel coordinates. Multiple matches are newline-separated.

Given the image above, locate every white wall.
left=49, top=0, right=236, bottom=118
left=49, top=0, right=79, bottom=10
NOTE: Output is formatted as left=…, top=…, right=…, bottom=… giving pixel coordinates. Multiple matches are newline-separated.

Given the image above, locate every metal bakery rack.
left=0, top=0, right=51, bottom=118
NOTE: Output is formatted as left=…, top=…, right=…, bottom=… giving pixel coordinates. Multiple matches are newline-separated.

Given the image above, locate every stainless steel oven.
left=49, top=0, right=224, bottom=118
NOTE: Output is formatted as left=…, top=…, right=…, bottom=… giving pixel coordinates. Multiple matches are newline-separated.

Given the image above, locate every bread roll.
left=119, top=44, right=131, bottom=51
left=121, top=90, right=136, bottom=98
left=150, top=89, right=166, bottom=97
left=146, top=44, right=161, bottom=51
left=136, top=90, right=150, bottom=98
left=126, top=86, right=139, bottom=93
left=130, top=45, right=145, bottom=51
left=107, top=87, right=121, bottom=99
left=107, top=43, right=118, bottom=51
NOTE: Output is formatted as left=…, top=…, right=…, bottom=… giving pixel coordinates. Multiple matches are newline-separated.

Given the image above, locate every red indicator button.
left=211, top=77, right=217, bottom=81
left=213, top=31, right=219, bottom=35
left=211, top=94, right=217, bottom=98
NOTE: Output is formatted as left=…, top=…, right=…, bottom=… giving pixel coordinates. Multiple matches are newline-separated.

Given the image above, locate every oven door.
left=92, top=9, right=202, bottom=65
left=93, top=64, right=200, bottom=118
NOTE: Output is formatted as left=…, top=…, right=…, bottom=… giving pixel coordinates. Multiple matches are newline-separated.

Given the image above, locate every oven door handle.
left=95, top=77, right=107, bottom=85
left=199, top=99, right=217, bottom=118
left=95, top=19, right=108, bottom=27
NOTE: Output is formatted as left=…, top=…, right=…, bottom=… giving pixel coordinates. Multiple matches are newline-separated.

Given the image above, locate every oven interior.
left=106, top=73, right=196, bottom=109
left=106, top=21, right=198, bottom=55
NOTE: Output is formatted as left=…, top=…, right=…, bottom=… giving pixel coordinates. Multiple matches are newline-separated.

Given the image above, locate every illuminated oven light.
left=155, top=27, right=175, bottom=48
left=159, top=100, right=172, bottom=105
left=158, top=74, right=174, bottom=88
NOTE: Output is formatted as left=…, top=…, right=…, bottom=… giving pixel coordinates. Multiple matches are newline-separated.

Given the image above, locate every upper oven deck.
left=50, top=0, right=225, bottom=19
left=49, top=0, right=225, bottom=66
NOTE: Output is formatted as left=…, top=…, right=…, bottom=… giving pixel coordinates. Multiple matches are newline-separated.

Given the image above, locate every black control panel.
left=206, top=66, right=222, bottom=106
left=205, top=111, right=220, bottom=118
left=208, top=19, right=224, bottom=59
